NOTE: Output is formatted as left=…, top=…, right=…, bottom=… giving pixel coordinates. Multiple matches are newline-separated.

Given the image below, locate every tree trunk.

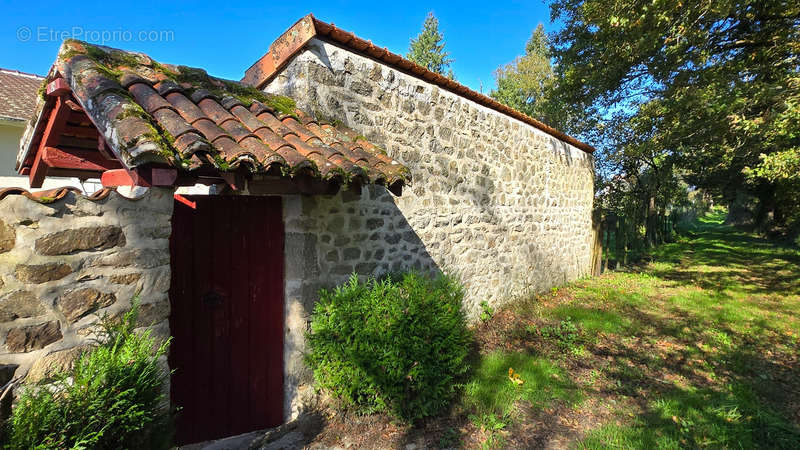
left=602, top=228, right=608, bottom=273
left=623, top=220, right=629, bottom=265
left=646, top=196, right=657, bottom=248
left=616, top=217, right=625, bottom=268
left=755, top=184, right=776, bottom=230
left=591, top=214, right=604, bottom=276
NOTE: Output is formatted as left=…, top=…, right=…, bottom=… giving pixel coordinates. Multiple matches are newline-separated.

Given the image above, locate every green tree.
left=491, top=24, right=560, bottom=125
left=407, top=12, right=455, bottom=78
left=550, top=0, right=800, bottom=231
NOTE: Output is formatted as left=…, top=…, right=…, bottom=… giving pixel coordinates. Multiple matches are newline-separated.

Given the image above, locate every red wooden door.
left=169, top=195, right=284, bottom=445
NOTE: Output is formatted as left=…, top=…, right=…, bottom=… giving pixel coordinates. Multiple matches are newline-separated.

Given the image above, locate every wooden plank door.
left=169, top=195, right=284, bottom=445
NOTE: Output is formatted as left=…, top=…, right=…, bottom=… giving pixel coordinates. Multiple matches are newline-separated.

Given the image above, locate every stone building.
left=0, top=14, right=594, bottom=444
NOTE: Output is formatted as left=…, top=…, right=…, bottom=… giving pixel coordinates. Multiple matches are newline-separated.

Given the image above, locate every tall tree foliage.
left=491, top=24, right=561, bottom=126
left=550, top=0, right=800, bottom=231
left=407, top=12, right=455, bottom=78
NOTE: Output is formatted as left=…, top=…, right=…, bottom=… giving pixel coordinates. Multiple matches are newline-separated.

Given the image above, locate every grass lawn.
left=301, top=211, right=799, bottom=449
left=465, top=210, right=800, bottom=448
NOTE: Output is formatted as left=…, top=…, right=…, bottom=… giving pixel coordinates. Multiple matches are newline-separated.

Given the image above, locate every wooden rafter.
left=29, top=95, right=70, bottom=188
left=41, top=146, right=122, bottom=172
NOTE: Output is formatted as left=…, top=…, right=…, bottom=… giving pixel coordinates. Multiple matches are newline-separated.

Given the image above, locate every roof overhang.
left=16, top=77, right=124, bottom=187
left=242, top=14, right=596, bottom=154
left=17, top=41, right=410, bottom=195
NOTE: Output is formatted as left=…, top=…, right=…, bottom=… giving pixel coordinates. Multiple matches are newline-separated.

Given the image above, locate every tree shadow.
left=481, top=216, right=800, bottom=447
left=649, top=225, right=800, bottom=297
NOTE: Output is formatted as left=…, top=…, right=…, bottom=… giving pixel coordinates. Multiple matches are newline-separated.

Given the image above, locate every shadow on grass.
left=580, top=382, right=800, bottom=448
left=583, top=303, right=800, bottom=445
left=582, top=346, right=800, bottom=449
left=652, top=216, right=800, bottom=297
left=487, top=211, right=800, bottom=448
left=579, top=218, right=800, bottom=447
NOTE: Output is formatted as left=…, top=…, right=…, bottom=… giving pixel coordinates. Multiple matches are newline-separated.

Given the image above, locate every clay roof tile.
left=0, top=68, right=44, bottom=122
left=16, top=39, right=410, bottom=192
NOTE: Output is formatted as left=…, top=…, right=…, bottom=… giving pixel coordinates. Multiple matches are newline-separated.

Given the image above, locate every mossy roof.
left=22, top=40, right=410, bottom=190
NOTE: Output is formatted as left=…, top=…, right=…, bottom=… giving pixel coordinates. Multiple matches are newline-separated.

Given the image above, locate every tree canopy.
left=491, top=24, right=560, bottom=126
left=407, top=12, right=455, bottom=78
left=549, top=0, right=800, bottom=231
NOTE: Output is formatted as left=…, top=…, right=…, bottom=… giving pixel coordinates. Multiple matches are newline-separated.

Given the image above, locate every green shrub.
left=479, top=301, right=494, bottom=322
left=306, top=272, right=472, bottom=422
left=5, top=303, right=172, bottom=449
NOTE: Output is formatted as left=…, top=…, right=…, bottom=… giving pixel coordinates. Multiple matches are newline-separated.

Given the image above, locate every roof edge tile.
left=242, top=14, right=595, bottom=154
left=242, top=14, right=318, bottom=89
left=0, top=187, right=115, bottom=204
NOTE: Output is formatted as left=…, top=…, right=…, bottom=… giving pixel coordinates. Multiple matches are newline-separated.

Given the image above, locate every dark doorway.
left=169, top=195, right=284, bottom=445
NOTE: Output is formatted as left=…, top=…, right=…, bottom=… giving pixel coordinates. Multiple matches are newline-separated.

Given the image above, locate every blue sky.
left=1, top=0, right=555, bottom=93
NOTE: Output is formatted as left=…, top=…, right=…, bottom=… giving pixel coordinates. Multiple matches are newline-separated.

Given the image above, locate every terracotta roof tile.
left=128, top=82, right=173, bottom=114
left=280, top=117, right=317, bottom=144
left=252, top=106, right=294, bottom=137
left=173, top=131, right=212, bottom=157
left=0, top=69, right=44, bottom=122
left=18, top=40, right=410, bottom=191
left=165, top=91, right=208, bottom=124
left=275, top=145, right=315, bottom=171
left=192, top=117, right=228, bottom=142
left=152, top=108, right=197, bottom=139
left=213, top=135, right=250, bottom=160
left=0, top=186, right=113, bottom=203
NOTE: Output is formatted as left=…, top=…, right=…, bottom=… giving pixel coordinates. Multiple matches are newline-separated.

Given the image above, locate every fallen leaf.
left=508, top=367, right=524, bottom=385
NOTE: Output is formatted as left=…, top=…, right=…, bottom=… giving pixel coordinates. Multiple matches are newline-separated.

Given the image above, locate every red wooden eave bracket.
left=101, top=167, right=178, bottom=188
left=173, top=194, right=197, bottom=209
left=29, top=96, right=70, bottom=188
left=46, top=78, right=70, bottom=97
left=41, top=146, right=122, bottom=172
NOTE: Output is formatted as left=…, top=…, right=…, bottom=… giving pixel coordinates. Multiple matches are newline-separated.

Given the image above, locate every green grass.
left=463, top=351, right=582, bottom=419
left=580, top=383, right=799, bottom=449
left=466, top=209, right=800, bottom=448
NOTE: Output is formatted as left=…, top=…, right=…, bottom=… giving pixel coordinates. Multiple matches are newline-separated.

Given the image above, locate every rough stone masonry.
left=266, top=37, right=595, bottom=418
left=0, top=188, right=173, bottom=386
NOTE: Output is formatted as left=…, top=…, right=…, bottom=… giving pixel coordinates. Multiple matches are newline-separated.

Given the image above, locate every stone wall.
left=268, top=37, right=595, bottom=312
left=0, top=188, right=173, bottom=386
left=267, top=38, right=595, bottom=418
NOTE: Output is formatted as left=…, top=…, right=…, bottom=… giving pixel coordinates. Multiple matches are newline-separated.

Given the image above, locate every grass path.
left=467, top=211, right=800, bottom=448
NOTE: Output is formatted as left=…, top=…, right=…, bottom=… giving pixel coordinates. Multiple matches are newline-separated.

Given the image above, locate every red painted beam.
left=101, top=169, right=136, bottom=187
left=64, top=99, right=83, bottom=111
left=46, top=78, right=70, bottom=97
left=101, top=167, right=178, bottom=188
left=174, top=194, right=197, bottom=209
left=63, top=125, right=98, bottom=139
left=45, top=168, right=104, bottom=180
left=149, top=167, right=179, bottom=186
left=29, top=97, right=70, bottom=188
left=41, top=146, right=122, bottom=172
